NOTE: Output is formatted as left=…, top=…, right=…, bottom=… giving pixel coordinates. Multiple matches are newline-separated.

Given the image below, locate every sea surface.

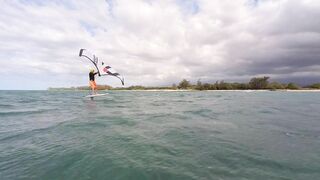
left=0, top=90, right=319, bottom=180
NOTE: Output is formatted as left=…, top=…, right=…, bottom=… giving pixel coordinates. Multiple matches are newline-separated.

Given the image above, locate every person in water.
left=89, top=69, right=99, bottom=94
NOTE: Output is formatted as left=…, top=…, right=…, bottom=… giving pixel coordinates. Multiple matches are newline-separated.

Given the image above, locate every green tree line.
left=111, top=77, right=319, bottom=90
left=48, top=77, right=320, bottom=91
left=178, top=77, right=305, bottom=90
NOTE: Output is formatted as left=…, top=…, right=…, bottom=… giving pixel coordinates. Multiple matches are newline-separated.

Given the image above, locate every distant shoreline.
left=46, top=89, right=320, bottom=92
left=47, top=77, right=320, bottom=92
left=117, top=89, right=320, bottom=92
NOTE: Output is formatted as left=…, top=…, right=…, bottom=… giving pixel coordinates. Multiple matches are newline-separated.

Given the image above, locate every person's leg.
left=90, top=81, right=95, bottom=95
left=93, top=81, right=97, bottom=94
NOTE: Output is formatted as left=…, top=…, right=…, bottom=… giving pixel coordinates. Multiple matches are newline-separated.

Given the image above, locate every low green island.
left=48, top=76, right=320, bottom=91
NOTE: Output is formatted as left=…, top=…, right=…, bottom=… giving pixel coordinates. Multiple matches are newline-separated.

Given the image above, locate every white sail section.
left=79, top=49, right=124, bottom=85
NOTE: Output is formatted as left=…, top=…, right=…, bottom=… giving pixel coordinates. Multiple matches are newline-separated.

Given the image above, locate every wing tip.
left=79, top=48, right=86, bottom=57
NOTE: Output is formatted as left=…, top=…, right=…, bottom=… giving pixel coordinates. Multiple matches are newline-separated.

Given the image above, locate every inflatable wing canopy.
left=79, top=49, right=124, bottom=85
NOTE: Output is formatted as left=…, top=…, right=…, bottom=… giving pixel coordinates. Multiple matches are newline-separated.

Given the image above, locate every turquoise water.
left=0, top=90, right=319, bottom=180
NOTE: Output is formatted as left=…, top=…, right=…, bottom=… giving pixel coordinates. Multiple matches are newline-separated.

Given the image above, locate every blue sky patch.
left=176, top=0, right=199, bottom=15
left=80, top=21, right=96, bottom=37
left=247, top=0, right=259, bottom=7
left=18, top=0, right=76, bottom=10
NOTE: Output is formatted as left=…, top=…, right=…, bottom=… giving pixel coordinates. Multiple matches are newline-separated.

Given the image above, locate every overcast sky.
left=0, top=0, right=320, bottom=90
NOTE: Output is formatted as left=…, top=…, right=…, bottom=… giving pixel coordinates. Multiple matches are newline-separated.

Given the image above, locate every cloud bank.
left=0, top=0, right=320, bottom=89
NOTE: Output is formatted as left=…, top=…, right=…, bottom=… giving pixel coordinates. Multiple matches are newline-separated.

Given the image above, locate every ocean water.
left=0, top=90, right=319, bottom=180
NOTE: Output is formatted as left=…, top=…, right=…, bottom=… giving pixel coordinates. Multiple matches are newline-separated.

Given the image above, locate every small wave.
left=63, top=121, right=109, bottom=129
left=259, top=110, right=274, bottom=114
left=284, top=131, right=319, bottom=139
left=18, top=99, right=39, bottom=103
left=0, top=126, right=56, bottom=142
left=0, top=104, right=14, bottom=108
left=150, top=102, right=167, bottom=106
left=172, top=100, right=194, bottom=103
left=149, top=113, right=186, bottom=120
left=184, top=109, right=219, bottom=119
left=0, top=109, right=55, bottom=116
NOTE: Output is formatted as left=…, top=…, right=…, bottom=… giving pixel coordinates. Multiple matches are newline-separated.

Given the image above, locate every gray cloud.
left=0, top=0, right=320, bottom=89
